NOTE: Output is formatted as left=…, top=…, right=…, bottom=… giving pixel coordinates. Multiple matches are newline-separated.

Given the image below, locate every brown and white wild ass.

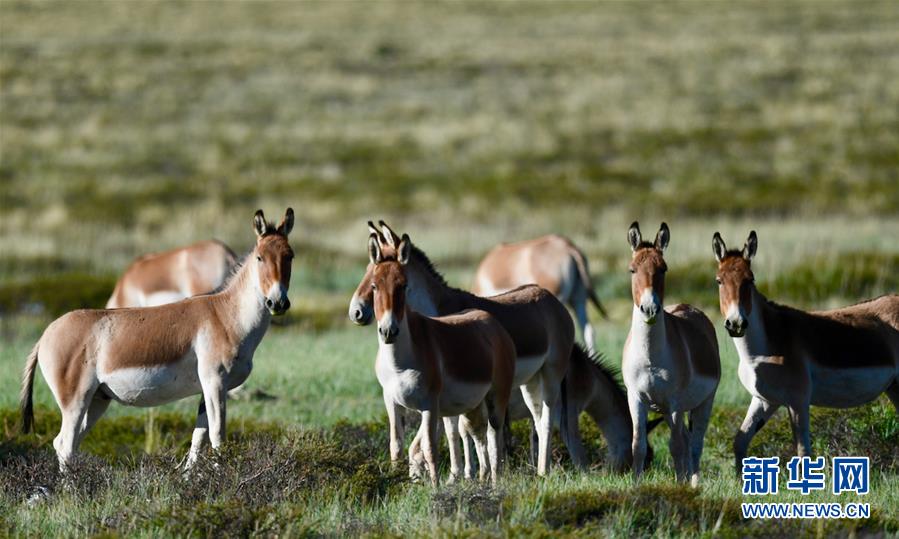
left=473, top=234, right=608, bottom=356
left=21, top=209, right=294, bottom=471
left=350, top=222, right=575, bottom=476
left=713, top=231, right=899, bottom=472
left=623, top=222, right=720, bottom=486
left=368, top=234, right=515, bottom=486
left=106, top=240, right=238, bottom=308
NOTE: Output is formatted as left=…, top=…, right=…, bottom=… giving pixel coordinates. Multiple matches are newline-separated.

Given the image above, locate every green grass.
left=2, top=0, right=899, bottom=536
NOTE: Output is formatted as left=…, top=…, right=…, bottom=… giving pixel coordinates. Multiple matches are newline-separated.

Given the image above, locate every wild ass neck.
left=217, top=255, right=272, bottom=340
left=376, top=311, right=420, bottom=371
left=628, top=305, right=670, bottom=364
left=731, top=288, right=772, bottom=360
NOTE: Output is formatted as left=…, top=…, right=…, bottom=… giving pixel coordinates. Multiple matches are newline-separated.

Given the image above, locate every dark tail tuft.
left=20, top=342, right=39, bottom=434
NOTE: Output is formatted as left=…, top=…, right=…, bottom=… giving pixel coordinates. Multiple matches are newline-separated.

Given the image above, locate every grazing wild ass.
left=351, top=222, right=575, bottom=476
left=623, top=222, right=720, bottom=486
left=473, top=234, right=608, bottom=356
left=368, top=234, right=515, bottom=486
left=21, top=209, right=294, bottom=471
left=106, top=240, right=238, bottom=308
left=713, top=231, right=899, bottom=472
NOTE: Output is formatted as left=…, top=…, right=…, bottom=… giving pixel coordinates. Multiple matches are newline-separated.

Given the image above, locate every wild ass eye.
left=716, top=277, right=722, bottom=285
left=371, top=283, right=377, bottom=290
left=256, top=255, right=262, bottom=262
left=629, top=268, right=635, bottom=274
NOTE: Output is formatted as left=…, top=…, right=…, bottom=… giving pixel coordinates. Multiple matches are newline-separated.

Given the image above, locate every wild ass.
left=473, top=234, right=608, bottom=355
left=21, top=209, right=294, bottom=471
left=350, top=222, right=575, bottom=476
left=623, top=222, right=720, bottom=485
left=369, top=234, right=515, bottom=486
left=713, top=231, right=899, bottom=472
left=106, top=240, right=238, bottom=308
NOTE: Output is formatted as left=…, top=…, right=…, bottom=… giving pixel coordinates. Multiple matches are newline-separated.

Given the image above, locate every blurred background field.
left=1, top=1, right=898, bottom=537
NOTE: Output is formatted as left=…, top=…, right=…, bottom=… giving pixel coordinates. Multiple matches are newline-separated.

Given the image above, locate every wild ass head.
left=368, top=231, right=412, bottom=344
left=252, top=208, right=295, bottom=315
left=712, top=230, right=757, bottom=337
left=348, top=220, right=402, bottom=326
left=627, top=221, right=670, bottom=325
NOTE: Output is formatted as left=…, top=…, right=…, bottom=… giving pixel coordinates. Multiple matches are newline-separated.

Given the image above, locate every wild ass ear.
left=379, top=220, right=400, bottom=248
left=654, top=222, right=670, bottom=252
left=368, top=221, right=387, bottom=245
left=712, top=232, right=727, bottom=262
left=627, top=222, right=642, bottom=252
left=277, top=208, right=294, bottom=236
left=743, top=230, right=758, bottom=261
left=368, top=233, right=383, bottom=265
left=254, top=210, right=268, bottom=238
left=397, top=234, right=412, bottom=265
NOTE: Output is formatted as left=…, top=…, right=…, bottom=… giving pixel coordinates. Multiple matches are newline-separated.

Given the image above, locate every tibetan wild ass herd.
left=19, top=210, right=899, bottom=487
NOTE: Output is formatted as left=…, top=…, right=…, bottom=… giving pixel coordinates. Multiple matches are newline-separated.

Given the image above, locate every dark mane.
left=722, top=250, right=746, bottom=260
left=409, top=244, right=449, bottom=287
left=582, top=346, right=623, bottom=388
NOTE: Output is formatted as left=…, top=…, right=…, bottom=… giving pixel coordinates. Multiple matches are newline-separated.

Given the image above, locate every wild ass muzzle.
left=20, top=208, right=295, bottom=471
left=106, top=239, right=238, bottom=308
left=368, top=233, right=515, bottom=486
left=350, top=221, right=575, bottom=476
left=713, top=231, right=899, bottom=473
left=473, top=234, right=608, bottom=356
left=623, top=222, right=720, bottom=486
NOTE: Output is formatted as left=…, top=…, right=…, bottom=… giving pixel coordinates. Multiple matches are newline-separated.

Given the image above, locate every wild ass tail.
left=20, top=342, right=39, bottom=434
left=570, top=246, right=608, bottom=319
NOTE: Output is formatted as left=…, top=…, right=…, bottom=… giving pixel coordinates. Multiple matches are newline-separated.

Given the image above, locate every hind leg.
left=443, top=417, right=463, bottom=483
left=76, top=393, right=111, bottom=447
left=183, top=399, right=209, bottom=470
left=54, top=395, right=94, bottom=472
left=571, top=296, right=596, bottom=356
left=787, top=403, right=812, bottom=458
left=688, top=392, right=715, bottom=487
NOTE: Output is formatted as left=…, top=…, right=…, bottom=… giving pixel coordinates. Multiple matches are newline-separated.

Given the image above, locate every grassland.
left=1, top=1, right=898, bottom=537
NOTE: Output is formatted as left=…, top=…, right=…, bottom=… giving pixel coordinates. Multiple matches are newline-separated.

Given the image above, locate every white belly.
left=439, top=376, right=490, bottom=416
left=99, top=355, right=201, bottom=407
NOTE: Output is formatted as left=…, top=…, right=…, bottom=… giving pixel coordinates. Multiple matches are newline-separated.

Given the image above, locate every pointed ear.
left=367, top=221, right=386, bottom=245
left=743, top=230, right=758, bottom=261
left=627, top=222, right=642, bottom=252
left=654, top=222, right=670, bottom=252
left=277, top=208, right=294, bottom=236
left=397, top=233, right=412, bottom=265
left=368, top=233, right=382, bottom=265
left=379, top=220, right=400, bottom=248
left=254, top=210, right=267, bottom=238
left=712, top=232, right=727, bottom=262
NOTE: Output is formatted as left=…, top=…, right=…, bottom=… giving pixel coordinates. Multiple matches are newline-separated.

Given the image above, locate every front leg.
left=420, top=408, right=440, bottom=486
left=443, top=416, right=463, bottom=483
left=787, top=403, right=811, bottom=458
left=627, top=390, right=648, bottom=479
left=183, top=399, right=209, bottom=470
left=733, top=396, right=779, bottom=475
left=666, top=411, right=690, bottom=483
left=199, top=371, right=227, bottom=451
left=383, top=392, right=404, bottom=465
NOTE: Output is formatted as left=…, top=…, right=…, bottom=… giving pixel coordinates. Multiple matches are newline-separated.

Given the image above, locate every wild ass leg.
left=408, top=427, right=425, bottom=480
left=733, top=396, right=779, bottom=475
left=383, top=393, right=404, bottom=467
left=787, top=403, right=812, bottom=458
left=522, top=373, right=559, bottom=476
left=486, top=393, right=506, bottom=486
left=443, top=417, right=463, bottom=483
left=461, top=424, right=475, bottom=480
left=199, top=373, right=227, bottom=453
left=561, top=377, right=588, bottom=470
left=688, top=392, right=715, bottom=487
left=627, top=390, right=648, bottom=479
left=184, top=399, right=209, bottom=470
left=77, top=393, right=111, bottom=447
left=54, top=389, right=96, bottom=472
left=420, top=408, right=440, bottom=486
left=666, top=411, right=690, bottom=483
left=571, top=295, right=596, bottom=356
left=461, top=412, right=489, bottom=483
